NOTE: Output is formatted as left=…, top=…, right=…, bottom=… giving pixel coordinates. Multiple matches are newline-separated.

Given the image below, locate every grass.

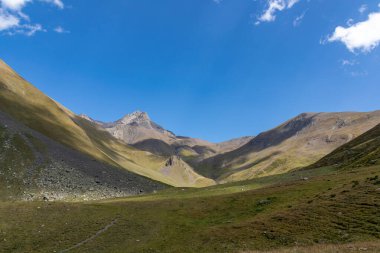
left=310, top=124, right=380, bottom=169
left=0, top=165, right=379, bottom=252
left=245, top=241, right=380, bottom=253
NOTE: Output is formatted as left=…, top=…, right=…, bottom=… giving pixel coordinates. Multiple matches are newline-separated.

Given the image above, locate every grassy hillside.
left=309, top=124, right=380, bottom=169
left=197, top=112, right=380, bottom=183
left=0, top=164, right=378, bottom=252
left=0, top=59, right=214, bottom=188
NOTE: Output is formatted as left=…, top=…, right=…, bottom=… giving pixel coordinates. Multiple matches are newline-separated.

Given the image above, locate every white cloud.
left=0, top=9, right=19, bottom=30
left=213, top=0, right=222, bottom=4
left=346, top=18, right=354, bottom=26
left=328, top=11, right=380, bottom=53
left=0, top=0, right=65, bottom=36
left=40, top=0, right=64, bottom=9
left=257, top=0, right=300, bottom=24
left=8, top=23, right=45, bottom=36
left=54, top=25, right=69, bottom=33
left=288, top=0, right=300, bottom=8
left=293, top=11, right=306, bottom=26
left=359, top=4, right=367, bottom=14
left=1, top=0, right=30, bottom=11
left=341, top=59, right=358, bottom=66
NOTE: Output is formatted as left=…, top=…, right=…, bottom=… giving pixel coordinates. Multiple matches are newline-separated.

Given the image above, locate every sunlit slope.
left=309, top=123, right=380, bottom=169
left=0, top=59, right=213, bottom=187
left=197, top=112, right=380, bottom=182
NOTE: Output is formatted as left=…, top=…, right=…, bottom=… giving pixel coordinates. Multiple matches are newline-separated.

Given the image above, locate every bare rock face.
left=98, top=111, right=176, bottom=144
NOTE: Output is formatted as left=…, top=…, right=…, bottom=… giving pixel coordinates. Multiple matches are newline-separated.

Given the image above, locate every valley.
left=0, top=59, right=379, bottom=252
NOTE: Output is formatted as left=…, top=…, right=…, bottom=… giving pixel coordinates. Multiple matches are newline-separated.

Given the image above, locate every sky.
left=0, top=0, right=380, bottom=142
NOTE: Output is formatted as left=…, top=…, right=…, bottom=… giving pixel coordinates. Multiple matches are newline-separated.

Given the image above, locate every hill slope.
left=309, top=123, right=380, bottom=169
left=0, top=111, right=166, bottom=201
left=0, top=59, right=214, bottom=188
left=197, top=112, right=380, bottom=182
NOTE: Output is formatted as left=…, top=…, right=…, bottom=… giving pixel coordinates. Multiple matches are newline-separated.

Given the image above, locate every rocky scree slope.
left=0, top=111, right=166, bottom=201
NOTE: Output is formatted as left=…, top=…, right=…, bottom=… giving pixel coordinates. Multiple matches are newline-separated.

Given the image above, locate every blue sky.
left=0, top=0, right=380, bottom=142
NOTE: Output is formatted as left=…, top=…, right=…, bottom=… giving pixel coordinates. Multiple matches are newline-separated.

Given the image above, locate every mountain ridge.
left=196, top=110, right=380, bottom=182
left=79, top=111, right=255, bottom=161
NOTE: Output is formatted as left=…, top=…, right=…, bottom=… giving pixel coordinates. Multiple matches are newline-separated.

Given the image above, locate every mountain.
left=0, top=111, right=166, bottom=201
left=81, top=112, right=254, bottom=161
left=80, top=107, right=380, bottom=184
left=0, top=59, right=214, bottom=195
left=308, top=123, right=380, bottom=169
left=2, top=58, right=380, bottom=196
left=101, top=111, right=177, bottom=144
left=196, top=111, right=380, bottom=182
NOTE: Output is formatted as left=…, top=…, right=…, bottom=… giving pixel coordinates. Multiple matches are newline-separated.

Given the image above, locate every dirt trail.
left=59, top=219, right=118, bottom=253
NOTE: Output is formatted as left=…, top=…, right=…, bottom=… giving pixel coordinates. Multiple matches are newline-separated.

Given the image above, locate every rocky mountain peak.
left=118, top=111, right=151, bottom=125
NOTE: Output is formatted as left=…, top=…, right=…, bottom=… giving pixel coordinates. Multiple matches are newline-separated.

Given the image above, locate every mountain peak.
left=119, top=111, right=150, bottom=125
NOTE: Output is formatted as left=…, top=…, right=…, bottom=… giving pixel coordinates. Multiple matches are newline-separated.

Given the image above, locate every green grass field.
left=0, top=164, right=379, bottom=253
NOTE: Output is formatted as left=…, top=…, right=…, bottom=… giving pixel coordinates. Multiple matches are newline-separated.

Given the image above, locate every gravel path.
left=59, top=219, right=118, bottom=253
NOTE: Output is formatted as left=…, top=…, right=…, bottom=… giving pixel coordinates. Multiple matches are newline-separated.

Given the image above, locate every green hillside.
left=0, top=164, right=378, bottom=252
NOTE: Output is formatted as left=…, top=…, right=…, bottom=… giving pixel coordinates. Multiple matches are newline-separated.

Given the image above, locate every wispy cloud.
left=339, top=59, right=367, bottom=77
left=0, top=0, right=65, bottom=36
left=256, top=0, right=301, bottom=25
left=54, top=25, right=69, bottom=34
left=358, top=4, right=367, bottom=14
left=212, top=0, right=222, bottom=4
left=41, top=0, right=64, bottom=9
left=293, top=10, right=306, bottom=26
left=327, top=10, right=380, bottom=53
left=7, top=23, right=45, bottom=36
left=341, top=59, right=358, bottom=66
